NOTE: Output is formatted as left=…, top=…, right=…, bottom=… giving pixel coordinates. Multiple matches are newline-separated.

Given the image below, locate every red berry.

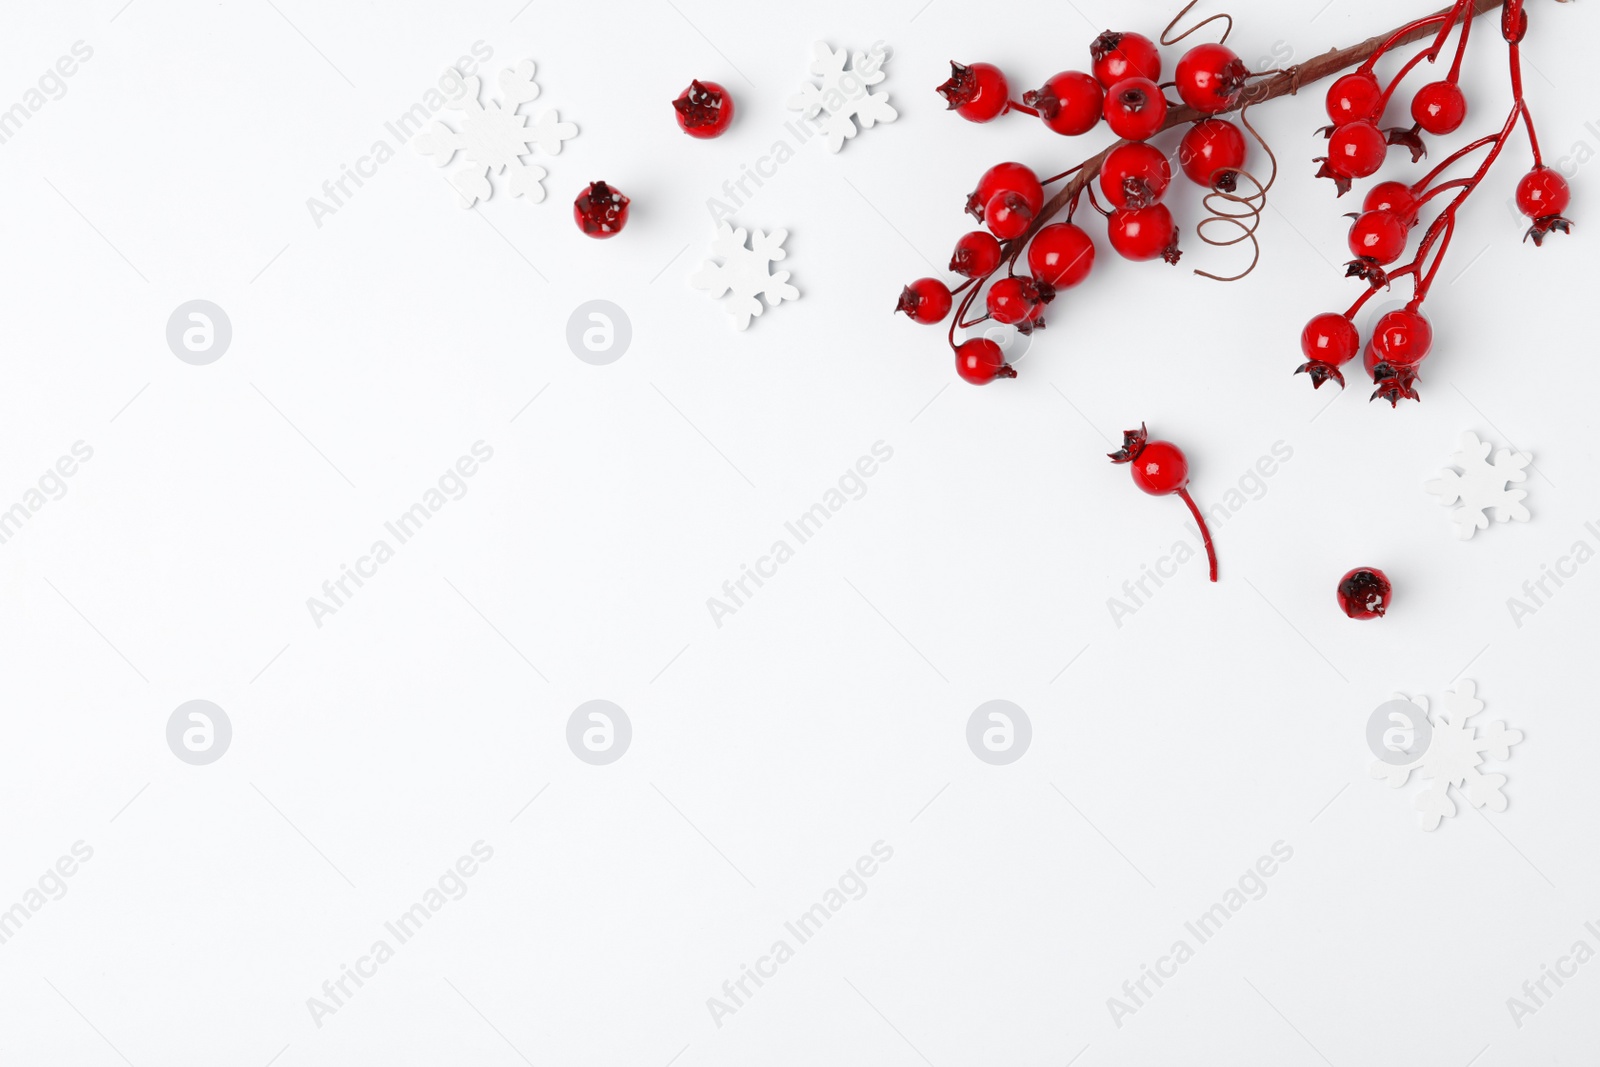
left=938, top=61, right=1010, bottom=123
left=1174, top=43, right=1248, bottom=114
left=984, top=191, right=1035, bottom=240
left=1296, top=312, right=1359, bottom=389
left=896, top=278, right=953, bottom=324
left=966, top=162, right=1044, bottom=222
left=1517, top=166, right=1571, bottom=218
left=1337, top=567, right=1392, bottom=620
left=1022, top=71, right=1104, bottom=135
left=1369, top=308, right=1432, bottom=369
left=1348, top=210, right=1408, bottom=265
left=986, top=275, right=1052, bottom=326
left=1108, top=204, right=1180, bottom=264
left=673, top=80, right=734, bottom=138
left=955, top=338, right=1017, bottom=384
left=1099, top=142, right=1172, bottom=209
left=1103, top=77, right=1167, bottom=141
left=1363, top=181, right=1419, bottom=226
left=1027, top=223, right=1096, bottom=289
left=1410, top=80, right=1466, bottom=135
left=1091, top=31, right=1161, bottom=88
left=1108, top=424, right=1218, bottom=583
left=1325, top=71, right=1382, bottom=125
left=1178, top=118, right=1248, bottom=191
left=950, top=231, right=1003, bottom=278
left=1325, top=120, right=1387, bottom=178
left=574, top=181, right=629, bottom=238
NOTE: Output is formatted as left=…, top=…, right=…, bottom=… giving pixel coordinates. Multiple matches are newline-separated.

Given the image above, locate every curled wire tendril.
left=1193, top=104, right=1277, bottom=283
left=1161, top=0, right=1233, bottom=46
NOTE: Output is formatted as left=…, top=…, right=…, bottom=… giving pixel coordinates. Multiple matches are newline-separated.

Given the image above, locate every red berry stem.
left=1007, top=100, right=1042, bottom=117
left=1176, top=487, right=1219, bottom=582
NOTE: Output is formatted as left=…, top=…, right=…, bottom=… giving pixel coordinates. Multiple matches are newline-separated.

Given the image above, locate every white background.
left=2, top=0, right=1597, bottom=1063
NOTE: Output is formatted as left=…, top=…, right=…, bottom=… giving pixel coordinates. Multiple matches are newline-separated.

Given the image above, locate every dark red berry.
left=1178, top=118, right=1248, bottom=191
left=1027, top=223, right=1096, bottom=289
left=966, top=162, right=1044, bottom=222
left=1108, top=204, right=1180, bottom=264
left=1091, top=31, right=1161, bottom=88
left=939, top=61, right=1010, bottom=123
left=574, top=181, right=629, bottom=238
left=1325, top=71, right=1382, bottom=125
left=984, top=191, right=1035, bottom=240
left=1296, top=313, right=1359, bottom=389
left=1099, top=142, right=1172, bottom=209
left=1174, top=42, right=1248, bottom=114
left=1023, top=71, right=1104, bottom=136
left=955, top=338, right=1017, bottom=384
left=1103, top=77, right=1167, bottom=141
left=986, top=275, right=1052, bottom=326
left=1411, top=80, right=1466, bottom=135
left=1108, top=423, right=1217, bottom=582
left=1337, top=567, right=1392, bottom=619
left=673, top=80, right=734, bottom=138
left=897, top=278, right=953, bottom=324
left=950, top=230, right=1003, bottom=278
left=1363, top=180, right=1419, bottom=226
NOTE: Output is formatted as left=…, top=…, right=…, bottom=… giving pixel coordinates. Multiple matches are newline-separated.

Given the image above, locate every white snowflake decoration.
left=689, top=222, right=799, bottom=330
left=413, top=60, right=577, bottom=208
left=1424, top=431, right=1532, bottom=539
left=1370, top=681, right=1523, bottom=831
left=787, top=41, right=897, bottom=153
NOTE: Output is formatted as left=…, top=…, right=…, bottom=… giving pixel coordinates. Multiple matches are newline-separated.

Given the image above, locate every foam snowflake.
left=689, top=222, right=799, bottom=330
left=1424, top=431, right=1532, bottom=540
left=413, top=60, right=577, bottom=208
left=787, top=41, right=897, bottom=153
left=1370, top=680, right=1523, bottom=831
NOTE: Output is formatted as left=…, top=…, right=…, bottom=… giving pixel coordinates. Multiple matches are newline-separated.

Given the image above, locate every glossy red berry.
left=1517, top=166, right=1571, bottom=217
left=1348, top=210, right=1409, bottom=265
left=984, top=191, right=1035, bottom=240
left=574, top=181, right=629, bottom=238
left=1108, top=424, right=1217, bottom=582
left=1296, top=312, right=1359, bottom=389
left=1099, top=142, right=1172, bottom=209
left=1369, top=308, right=1433, bottom=369
left=1103, top=77, right=1167, bottom=141
left=1178, top=118, right=1247, bottom=191
left=1410, top=80, right=1466, bottom=135
left=896, top=278, right=953, bottom=324
left=950, top=230, right=1003, bottom=278
left=955, top=338, right=1017, bottom=384
left=1325, top=120, right=1387, bottom=178
left=1337, top=567, right=1392, bottom=619
left=966, top=162, right=1044, bottom=222
left=1363, top=180, right=1419, bottom=226
left=938, top=61, right=1010, bottom=123
left=1022, top=71, right=1104, bottom=135
left=1108, top=204, right=1180, bottom=264
left=1326, top=71, right=1382, bottom=125
left=1027, top=223, right=1096, bottom=289
left=986, top=276, right=1053, bottom=326
left=1174, top=43, right=1249, bottom=114
left=673, top=80, right=734, bottom=138
left=1091, top=31, right=1161, bottom=88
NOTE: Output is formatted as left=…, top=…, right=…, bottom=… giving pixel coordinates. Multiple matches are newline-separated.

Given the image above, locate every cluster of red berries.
left=900, top=31, right=1261, bottom=385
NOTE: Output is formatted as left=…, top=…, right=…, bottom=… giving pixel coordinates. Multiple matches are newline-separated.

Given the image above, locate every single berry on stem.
left=1027, top=223, right=1096, bottom=288
left=1103, top=77, right=1167, bottom=141
left=1363, top=180, right=1420, bottom=225
left=1325, top=71, right=1383, bottom=126
left=1365, top=307, right=1432, bottom=405
left=1297, top=313, right=1360, bottom=389
left=897, top=278, right=953, bottom=324
left=1091, top=31, right=1162, bottom=87
left=1108, top=424, right=1218, bottom=582
left=574, top=181, right=629, bottom=238
left=1179, top=118, right=1248, bottom=191
left=1346, top=209, right=1409, bottom=284
left=966, top=162, right=1044, bottom=222
left=1320, top=120, right=1388, bottom=192
left=1516, top=166, right=1573, bottom=245
left=955, top=338, right=1017, bottom=384
left=939, top=61, right=1010, bottom=123
left=673, top=80, right=734, bottom=137
left=1411, top=80, right=1466, bottom=135
left=1099, top=141, right=1172, bottom=209
left=1337, top=567, right=1392, bottom=619
left=1174, top=42, right=1249, bottom=114
left=1022, top=71, right=1104, bottom=136
left=1108, top=204, right=1181, bottom=264
left=951, top=230, right=1003, bottom=278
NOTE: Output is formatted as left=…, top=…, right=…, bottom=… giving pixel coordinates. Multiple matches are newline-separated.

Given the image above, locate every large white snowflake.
left=1370, top=680, right=1523, bottom=831
left=689, top=222, right=799, bottom=330
left=1424, top=431, right=1532, bottom=540
left=787, top=41, right=897, bottom=153
left=413, top=60, right=577, bottom=208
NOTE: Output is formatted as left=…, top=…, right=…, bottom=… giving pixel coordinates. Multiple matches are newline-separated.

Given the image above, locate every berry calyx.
left=1346, top=209, right=1409, bottom=284
left=966, top=162, right=1044, bottom=222
left=1179, top=118, right=1248, bottom=192
left=939, top=61, right=1010, bottom=123
left=986, top=275, right=1053, bottom=327
left=574, top=181, right=629, bottom=238
left=1099, top=141, right=1172, bottom=209
left=1363, top=180, right=1419, bottom=226
left=950, top=230, right=1003, bottom=278
left=1103, top=77, right=1168, bottom=141
left=896, top=278, right=953, bottom=324
left=955, top=338, right=1017, bottom=384
left=984, top=190, right=1036, bottom=240
left=1091, top=31, right=1162, bottom=88
left=1325, top=71, right=1382, bottom=126
left=1174, top=42, right=1249, bottom=114
left=1022, top=71, right=1104, bottom=136
left=1108, top=204, right=1180, bottom=264
left=1337, top=567, right=1392, bottom=620
left=1410, top=80, right=1466, bottom=135
left=1365, top=308, right=1432, bottom=405
left=1108, top=424, right=1218, bottom=582
left=673, top=80, right=734, bottom=137
left=1027, top=223, right=1096, bottom=289
left=1516, top=166, right=1573, bottom=246
left=1296, top=313, right=1360, bottom=389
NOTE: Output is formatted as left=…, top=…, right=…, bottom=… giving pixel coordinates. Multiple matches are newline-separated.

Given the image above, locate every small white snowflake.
left=1370, top=680, right=1523, bottom=831
left=689, top=222, right=799, bottom=331
left=413, top=59, right=577, bottom=208
left=787, top=41, right=897, bottom=153
left=1424, top=431, right=1532, bottom=540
